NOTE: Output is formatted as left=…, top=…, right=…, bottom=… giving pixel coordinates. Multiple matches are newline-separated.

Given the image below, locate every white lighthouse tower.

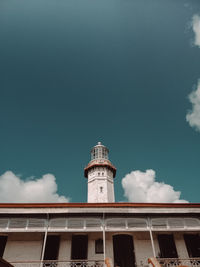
left=84, top=142, right=116, bottom=203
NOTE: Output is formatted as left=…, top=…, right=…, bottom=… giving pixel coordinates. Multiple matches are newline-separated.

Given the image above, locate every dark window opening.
left=44, top=235, right=60, bottom=261
left=95, top=239, right=103, bottom=254
left=113, top=234, right=135, bottom=267
left=158, top=234, right=178, bottom=258
left=184, top=234, right=200, bottom=257
left=0, top=236, right=7, bottom=258
left=71, top=235, right=88, bottom=260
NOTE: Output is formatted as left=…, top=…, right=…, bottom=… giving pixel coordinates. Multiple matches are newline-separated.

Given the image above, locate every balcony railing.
left=158, top=258, right=200, bottom=267
left=149, top=257, right=200, bottom=267
left=9, top=260, right=105, bottom=267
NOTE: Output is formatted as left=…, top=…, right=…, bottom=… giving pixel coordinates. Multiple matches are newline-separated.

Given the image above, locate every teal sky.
left=0, top=0, right=200, bottom=202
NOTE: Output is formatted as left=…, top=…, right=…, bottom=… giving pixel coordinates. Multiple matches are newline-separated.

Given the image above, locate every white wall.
left=174, top=233, right=189, bottom=258
left=2, top=230, right=192, bottom=264
left=105, top=233, right=114, bottom=262
left=88, top=233, right=104, bottom=261
left=58, top=232, right=105, bottom=262
left=152, top=231, right=190, bottom=258
left=87, top=167, right=114, bottom=203
left=58, top=233, right=71, bottom=261
left=134, top=232, right=154, bottom=266
left=104, top=231, right=190, bottom=266
left=3, top=233, right=43, bottom=262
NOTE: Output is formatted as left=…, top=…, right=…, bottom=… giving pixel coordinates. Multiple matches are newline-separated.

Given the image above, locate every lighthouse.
left=84, top=142, right=116, bottom=203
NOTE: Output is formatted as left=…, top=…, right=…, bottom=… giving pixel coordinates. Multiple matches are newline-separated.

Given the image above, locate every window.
left=100, top=186, right=103, bottom=193
left=158, top=234, right=178, bottom=258
left=0, top=236, right=7, bottom=258
left=184, top=234, right=200, bottom=257
left=98, top=173, right=100, bottom=176
left=71, top=235, right=88, bottom=260
left=99, top=148, right=102, bottom=158
left=95, top=148, right=98, bottom=158
left=44, top=235, right=60, bottom=261
left=95, top=239, right=103, bottom=254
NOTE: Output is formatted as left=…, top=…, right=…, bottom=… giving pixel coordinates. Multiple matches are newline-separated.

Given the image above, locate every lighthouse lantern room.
left=84, top=142, right=116, bottom=203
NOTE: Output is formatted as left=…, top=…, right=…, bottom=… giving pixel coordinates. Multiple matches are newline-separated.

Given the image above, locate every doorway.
left=0, top=236, right=7, bottom=258
left=184, top=234, right=200, bottom=257
left=43, top=235, right=60, bottom=267
left=44, top=235, right=60, bottom=261
left=71, top=235, right=88, bottom=260
left=157, top=234, right=178, bottom=258
left=113, top=234, right=135, bottom=267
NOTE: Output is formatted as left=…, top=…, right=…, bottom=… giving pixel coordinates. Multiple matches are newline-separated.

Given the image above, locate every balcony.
left=8, top=260, right=105, bottom=267
left=149, top=257, right=200, bottom=267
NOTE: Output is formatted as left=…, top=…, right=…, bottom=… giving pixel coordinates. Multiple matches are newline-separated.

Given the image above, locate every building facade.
left=0, top=143, right=200, bottom=267
left=0, top=203, right=200, bottom=267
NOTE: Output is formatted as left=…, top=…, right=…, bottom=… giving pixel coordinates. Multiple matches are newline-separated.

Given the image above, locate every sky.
left=0, top=0, right=200, bottom=203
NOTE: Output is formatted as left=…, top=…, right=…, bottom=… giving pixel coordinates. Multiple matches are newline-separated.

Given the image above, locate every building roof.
left=0, top=202, right=199, bottom=208
left=1, top=203, right=200, bottom=216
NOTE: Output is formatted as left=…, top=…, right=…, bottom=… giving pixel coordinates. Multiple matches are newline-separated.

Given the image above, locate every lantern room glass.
left=91, top=143, right=109, bottom=160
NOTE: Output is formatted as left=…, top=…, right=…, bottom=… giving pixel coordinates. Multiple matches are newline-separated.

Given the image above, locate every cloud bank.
left=192, top=14, right=200, bottom=47
left=0, top=171, right=69, bottom=203
left=122, top=169, right=188, bottom=203
left=186, top=80, right=200, bottom=132
left=187, top=16, right=200, bottom=131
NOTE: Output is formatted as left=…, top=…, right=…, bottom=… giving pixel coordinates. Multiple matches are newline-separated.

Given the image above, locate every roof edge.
left=0, top=202, right=199, bottom=208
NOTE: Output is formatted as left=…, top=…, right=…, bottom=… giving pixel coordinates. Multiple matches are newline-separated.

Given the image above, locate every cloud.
left=0, top=171, right=69, bottom=203
left=122, top=169, right=188, bottom=203
left=192, top=14, right=200, bottom=47
left=186, top=80, right=200, bottom=132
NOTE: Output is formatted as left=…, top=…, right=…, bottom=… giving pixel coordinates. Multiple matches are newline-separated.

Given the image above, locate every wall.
left=174, top=233, right=189, bottom=258
left=134, top=232, right=154, bottom=266
left=58, top=232, right=104, bottom=262
left=2, top=230, right=192, bottom=264
left=87, top=167, right=114, bottom=203
left=105, top=232, right=153, bottom=266
left=88, top=232, right=104, bottom=261
left=104, top=231, right=191, bottom=266
left=105, top=233, right=114, bottom=262
left=152, top=231, right=190, bottom=258
left=3, top=233, right=43, bottom=262
left=58, top=233, right=71, bottom=261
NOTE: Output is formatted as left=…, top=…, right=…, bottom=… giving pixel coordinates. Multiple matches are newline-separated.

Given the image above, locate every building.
left=0, top=143, right=200, bottom=267
left=84, top=142, right=116, bottom=203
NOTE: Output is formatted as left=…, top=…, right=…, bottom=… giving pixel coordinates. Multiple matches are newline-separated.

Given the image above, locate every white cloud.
left=122, top=169, right=188, bottom=203
left=192, top=14, right=200, bottom=47
left=186, top=80, right=200, bottom=132
left=0, top=171, right=69, bottom=203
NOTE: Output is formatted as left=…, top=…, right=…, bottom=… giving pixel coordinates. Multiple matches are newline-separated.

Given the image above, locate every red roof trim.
left=84, top=163, right=116, bottom=178
left=0, top=203, right=199, bottom=208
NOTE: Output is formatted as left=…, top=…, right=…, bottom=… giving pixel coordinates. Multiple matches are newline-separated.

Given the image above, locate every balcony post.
left=103, top=213, right=106, bottom=266
left=148, top=217, right=156, bottom=257
left=40, top=214, right=49, bottom=267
